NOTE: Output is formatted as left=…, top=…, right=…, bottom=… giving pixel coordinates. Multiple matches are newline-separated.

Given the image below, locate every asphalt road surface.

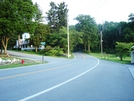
left=0, top=51, right=134, bottom=101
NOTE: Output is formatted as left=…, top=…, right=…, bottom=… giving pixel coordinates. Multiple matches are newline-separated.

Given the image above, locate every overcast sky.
left=32, top=0, right=134, bottom=25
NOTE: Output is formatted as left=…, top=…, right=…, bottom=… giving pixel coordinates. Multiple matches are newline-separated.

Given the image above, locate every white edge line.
left=19, top=57, right=100, bottom=101
left=72, top=53, right=76, bottom=59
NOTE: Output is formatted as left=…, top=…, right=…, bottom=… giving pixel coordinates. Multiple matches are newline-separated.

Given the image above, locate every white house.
left=14, top=33, right=44, bottom=50
left=14, top=33, right=31, bottom=50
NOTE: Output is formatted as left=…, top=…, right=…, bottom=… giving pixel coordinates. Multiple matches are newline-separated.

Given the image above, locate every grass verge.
left=0, top=56, right=46, bottom=69
left=90, top=52, right=131, bottom=64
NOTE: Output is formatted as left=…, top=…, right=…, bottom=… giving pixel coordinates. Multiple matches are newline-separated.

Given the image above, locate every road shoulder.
left=126, top=64, right=134, bottom=79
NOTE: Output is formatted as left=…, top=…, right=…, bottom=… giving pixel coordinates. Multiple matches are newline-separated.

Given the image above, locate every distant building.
left=14, top=33, right=31, bottom=50
left=14, top=33, right=44, bottom=50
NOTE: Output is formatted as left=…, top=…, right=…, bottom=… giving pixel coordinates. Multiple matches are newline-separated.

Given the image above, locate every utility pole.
left=66, top=11, right=70, bottom=58
left=100, top=31, right=103, bottom=54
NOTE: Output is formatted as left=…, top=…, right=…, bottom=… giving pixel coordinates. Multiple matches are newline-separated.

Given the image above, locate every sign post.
left=40, top=42, right=46, bottom=63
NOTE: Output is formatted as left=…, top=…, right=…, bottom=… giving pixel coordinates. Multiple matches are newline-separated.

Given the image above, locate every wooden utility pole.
left=66, top=11, right=70, bottom=58
left=100, top=31, right=103, bottom=54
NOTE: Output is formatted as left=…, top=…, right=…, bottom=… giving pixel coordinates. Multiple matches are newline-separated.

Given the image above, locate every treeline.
left=98, top=18, right=134, bottom=53
left=0, top=0, right=134, bottom=57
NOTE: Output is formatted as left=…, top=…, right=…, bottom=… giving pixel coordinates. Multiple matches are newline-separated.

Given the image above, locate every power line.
left=89, top=0, right=102, bottom=12
left=95, top=0, right=108, bottom=12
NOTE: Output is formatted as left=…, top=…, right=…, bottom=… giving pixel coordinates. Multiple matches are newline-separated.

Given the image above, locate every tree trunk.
left=2, top=36, right=9, bottom=55
left=84, top=42, right=86, bottom=51
left=120, top=54, right=123, bottom=61
left=35, top=46, right=38, bottom=53
left=88, top=41, right=90, bottom=52
left=18, top=34, right=21, bottom=48
left=0, top=42, right=2, bottom=54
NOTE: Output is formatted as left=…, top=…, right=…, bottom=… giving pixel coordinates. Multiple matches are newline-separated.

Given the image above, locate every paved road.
left=0, top=51, right=134, bottom=101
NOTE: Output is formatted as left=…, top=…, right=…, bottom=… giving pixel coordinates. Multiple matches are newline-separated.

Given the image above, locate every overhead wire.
left=94, top=0, right=108, bottom=12
left=89, top=0, right=102, bottom=12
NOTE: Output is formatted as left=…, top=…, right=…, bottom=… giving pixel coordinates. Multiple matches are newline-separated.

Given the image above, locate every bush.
left=40, top=46, right=65, bottom=56
left=12, top=48, right=21, bottom=51
left=45, top=49, right=58, bottom=56
left=82, top=50, right=90, bottom=54
left=45, top=46, right=53, bottom=52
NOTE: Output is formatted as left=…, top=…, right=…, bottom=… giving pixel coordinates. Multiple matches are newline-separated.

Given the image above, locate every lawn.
left=0, top=56, right=44, bottom=69
left=0, top=50, right=71, bottom=69
left=1, top=51, right=131, bottom=70
left=90, top=52, right=131, bottom=64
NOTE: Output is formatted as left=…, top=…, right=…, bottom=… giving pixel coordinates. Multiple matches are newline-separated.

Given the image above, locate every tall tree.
left=69, top=28, right=83, bottom=51
left=46, top=27, right=67, bottom=52
left=29, top=23, right=49, bottom=52
left=99, top=21, right=120, bottom=52
left=46, top=1, right=68, bottom=33
left=34, top=2, right=44, bottom=23
left=0, top=0, right=36, bottom=54
left=28, top=2, right=48, bottom=53
left=128, top=13, right=134, bottom=22
left=75, top=14, right=98, bottom=51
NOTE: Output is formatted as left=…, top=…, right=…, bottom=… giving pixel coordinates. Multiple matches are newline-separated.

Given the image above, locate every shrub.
left=82, top=50, right=90, bottom=54
left=40, top=46, right=65, bottom=56
left=45, top=49, right=58, bottom=56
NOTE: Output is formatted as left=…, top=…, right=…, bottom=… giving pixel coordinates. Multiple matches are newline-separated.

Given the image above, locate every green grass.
left=0, top=63, right=39, bottom=69
left=19, top=50, right=75, bottom=59
left=0, top=56, right=46, bottom=69
left=13, top=50, right=41, bottom=55
left=90, top=52, right=131, bottom=64
left=0, top=50, right=73, bottom=69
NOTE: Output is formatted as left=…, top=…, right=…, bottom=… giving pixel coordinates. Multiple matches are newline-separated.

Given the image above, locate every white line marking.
left=19, top=57, right=100, bottom=101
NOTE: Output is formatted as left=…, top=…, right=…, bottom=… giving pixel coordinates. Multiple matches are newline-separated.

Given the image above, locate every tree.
left=46, top=27, right=67, bottom=52
left=128, top=13, right=134, bottom=22
left=115, top=42, right=133, bottom=61
left=75, top=14, right=98, bottom=51
left=98, top=21, right=121, bottom=52
left=0, top=0, right=17, bottom=54
left=46, top=1, right=68, bottom=33
left=0, top=0, right=36, bottom=54
left=123, top=27, right=134, bottom=42
left=34, top=2, right=44, bottom=23
left=28, top=2, right=48, bottom=53
left=29, top=24, right=49, bottom=52
left=69, top=28, right=83, bottom=51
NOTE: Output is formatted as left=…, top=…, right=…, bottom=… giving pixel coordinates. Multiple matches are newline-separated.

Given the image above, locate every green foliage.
left=40, top=46, right=64, bottom=56
left=45, top=49, right=58, bottom=56
left=90, top=52, right=131, bottom=64
left=0, top=0, right=37, bottom=54
left=34, top=2, right=44, bottom=23
left=115, top=42, right=133, bottom=61
left=98, top=19, right=134, bottom=53
left=75, top=14, right=98, bottom=51
left=29, top=24, right=49, bottom=52
left=69, top=29, right=83, bottom=51
left=82, top=50, right=91, bottom=54
left=46, top=27, right=67, bottom=52
left=46, top=1, right=68, bottom=33
left=122, top=21, right=134, bottom=42
left=128, top=13, right=134, bottom=22
left=100, top=21, right=118, bottom=52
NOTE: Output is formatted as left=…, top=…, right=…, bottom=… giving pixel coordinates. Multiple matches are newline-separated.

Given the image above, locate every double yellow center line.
left=0, top=64, right=70, bottom=80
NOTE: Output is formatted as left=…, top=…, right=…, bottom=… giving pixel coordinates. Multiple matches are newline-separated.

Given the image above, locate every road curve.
left=0, top=51, right=134, bottom=101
